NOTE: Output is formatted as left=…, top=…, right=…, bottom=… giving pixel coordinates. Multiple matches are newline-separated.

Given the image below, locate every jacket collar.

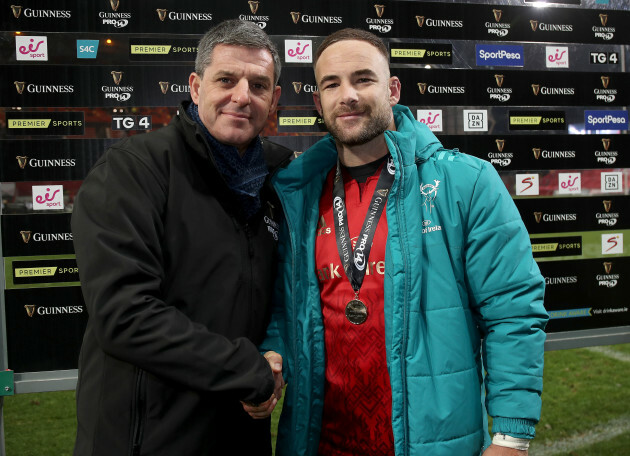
left=385, top=104, right=443, bottom=167
left=273, top=104, right=444, bottom=192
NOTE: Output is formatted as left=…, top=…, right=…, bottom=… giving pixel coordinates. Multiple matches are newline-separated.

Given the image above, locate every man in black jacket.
left=72, top=20, right=290, bottom=456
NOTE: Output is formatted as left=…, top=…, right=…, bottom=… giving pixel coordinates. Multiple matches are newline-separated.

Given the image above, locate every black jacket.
left=72, top=102, right=293, bottom=456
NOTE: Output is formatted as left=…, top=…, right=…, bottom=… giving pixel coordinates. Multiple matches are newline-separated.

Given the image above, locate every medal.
left=331, top=156, right=395, bottom=326
left=345, top=299, right=368, bottom=325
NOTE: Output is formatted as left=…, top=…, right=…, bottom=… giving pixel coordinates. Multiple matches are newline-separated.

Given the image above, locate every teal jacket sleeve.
left=464, top=161, right=548, bottom=438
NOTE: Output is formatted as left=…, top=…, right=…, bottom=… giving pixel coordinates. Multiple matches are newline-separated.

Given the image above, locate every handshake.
left=241, top=351, right=284, bottom=419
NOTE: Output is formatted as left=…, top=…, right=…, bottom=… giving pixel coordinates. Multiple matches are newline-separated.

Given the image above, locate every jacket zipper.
left=271, top=180, right=301, bottom=452
left=392, top=138, right=410, bottom=456
left=130, top=369, right=146, bottom=456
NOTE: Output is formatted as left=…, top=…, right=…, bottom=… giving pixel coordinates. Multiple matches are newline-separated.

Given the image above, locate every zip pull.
left=267, top=201, right=275, bottom=220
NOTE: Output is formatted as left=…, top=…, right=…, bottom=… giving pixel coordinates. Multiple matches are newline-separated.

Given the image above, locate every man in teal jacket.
left=248, top=29, right=548, bottom=455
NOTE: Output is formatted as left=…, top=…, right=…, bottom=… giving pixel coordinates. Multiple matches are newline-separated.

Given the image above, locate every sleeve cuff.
left=492, top=417, right=537, bottom=439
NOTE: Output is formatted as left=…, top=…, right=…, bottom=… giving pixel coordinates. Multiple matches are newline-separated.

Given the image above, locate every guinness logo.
left=157, top=8, right=167, bottom=21
left=292, top=81, right=303, bottom=94
left=603, top=200, right=612, bottom=213
left=494, top=74, right=504, bottom=87
left=601, top=76, right=610, bottom=89
left=25, top=305, right=36, bottom=318
left=290, top=11, right=300, bottom=24
left=248, top=1, right=259, bottom=14
left=530, top=20, right=538, bottom=32
left=603, top=262, right=612, bottom=274
left=534, top=212, right=542, bottom=223
left=495, top=139, right=505, bottom=152
left=110, top=0, right=120, bottom=11
left=602, top=138, right=611, bottom=151
left=14, top=80, right=25, bottom=94
left=20, top=230, right=31, bottom=243
left=599, top=14, right=608, bottom=27
left=493, top=9, right=502, bottom=22
left=531, top=84, right=540, bottom=96
left=415, top=15, right=425, bottom=27
left=11, top=4, right=22, bottom=18
left=417, top=82, right=427, bottom=94
left=159, top=81, right=170, bottom=94
left=374, top=4, right=385, bottom=18
left=532, top=148, right=541, bottom=160
left=16, top=156, right=28, bottom=169
left=377, top=189, right=389, bottom=197
left=111, top=71, right=123, bottom=85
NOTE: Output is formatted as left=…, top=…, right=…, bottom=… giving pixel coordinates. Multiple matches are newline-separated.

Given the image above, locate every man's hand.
left=241, top=351, right=284, bottom=419
left=483, top=444, right=528, bottom=456
left=264, top=351, right=285, bottom=401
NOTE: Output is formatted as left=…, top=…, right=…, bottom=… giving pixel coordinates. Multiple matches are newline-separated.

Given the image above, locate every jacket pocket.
left=130, top=368, right=147, bottom=456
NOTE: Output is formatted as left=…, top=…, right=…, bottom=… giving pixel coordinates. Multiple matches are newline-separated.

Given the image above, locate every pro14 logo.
left=595, top=138, right=617, bottom=165
left=488, top=139, right=512, bottom=167
left=366, top=4, right=393, bottom=33
left=99, top=0, right=130, bottom=27
left=102, top=71, right=133, bottom=102
left=596, top=200, right=618, bottom=227
left=590, top=52, right=619, bottom=64
left=597, top=262, right=619, bottom=288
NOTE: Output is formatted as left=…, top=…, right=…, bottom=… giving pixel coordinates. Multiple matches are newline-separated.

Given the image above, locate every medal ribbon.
left=332, top=155, right=395, bottom=295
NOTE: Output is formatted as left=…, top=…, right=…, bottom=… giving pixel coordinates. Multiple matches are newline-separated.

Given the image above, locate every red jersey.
left=316, top=165, right=394, bottom=456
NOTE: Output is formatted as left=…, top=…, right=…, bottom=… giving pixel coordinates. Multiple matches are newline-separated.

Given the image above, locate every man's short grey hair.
left=195, top=19, right=281, bottom=85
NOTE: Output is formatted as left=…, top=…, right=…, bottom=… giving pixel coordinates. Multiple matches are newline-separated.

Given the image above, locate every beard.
left=321, top=101, right=392, bottom=147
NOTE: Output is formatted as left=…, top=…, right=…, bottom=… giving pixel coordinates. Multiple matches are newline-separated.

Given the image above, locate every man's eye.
left=323, top=83, right=338, bottom=90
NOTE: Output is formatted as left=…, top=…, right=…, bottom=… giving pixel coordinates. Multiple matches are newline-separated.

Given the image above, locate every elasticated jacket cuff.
left=492, top=417, right=537, bottom=439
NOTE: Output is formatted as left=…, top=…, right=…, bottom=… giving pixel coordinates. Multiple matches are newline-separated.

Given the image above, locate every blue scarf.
left=187, top=102, right=268, bottom=220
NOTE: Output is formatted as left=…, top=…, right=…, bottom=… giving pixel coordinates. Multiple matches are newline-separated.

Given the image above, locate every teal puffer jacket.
left=263, top=105, right=548, bottom=456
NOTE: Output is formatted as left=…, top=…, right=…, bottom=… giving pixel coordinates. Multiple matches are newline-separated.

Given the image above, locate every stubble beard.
left=322, top=102, right=392, bottom=147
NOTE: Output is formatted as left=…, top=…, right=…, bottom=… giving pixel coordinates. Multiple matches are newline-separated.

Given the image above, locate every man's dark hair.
left=195, top=19, right=281, bottom=84
left=314, top=28, right=389, bottom=66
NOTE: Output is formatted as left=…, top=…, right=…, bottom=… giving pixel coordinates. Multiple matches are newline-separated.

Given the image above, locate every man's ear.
left=388, top=76, right=401, bottom=107
left=313, top=91, right=322, bottom=116
left=189, top=72, right=201, bottom=105
left=268, top=85, right=282, bottom=117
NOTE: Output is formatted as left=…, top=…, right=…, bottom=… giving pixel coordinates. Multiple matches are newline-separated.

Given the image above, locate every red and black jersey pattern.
left=316, top=166, right=394, bottom=456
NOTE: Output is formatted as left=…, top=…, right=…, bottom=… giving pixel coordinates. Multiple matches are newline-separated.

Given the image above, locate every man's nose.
left=340, top=82, right=358, bottom=106
left=231, top=79, right=251, bottom=106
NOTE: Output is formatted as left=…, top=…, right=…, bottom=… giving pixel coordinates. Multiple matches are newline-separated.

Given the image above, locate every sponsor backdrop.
left=0, top=0, right=628, bottom=378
